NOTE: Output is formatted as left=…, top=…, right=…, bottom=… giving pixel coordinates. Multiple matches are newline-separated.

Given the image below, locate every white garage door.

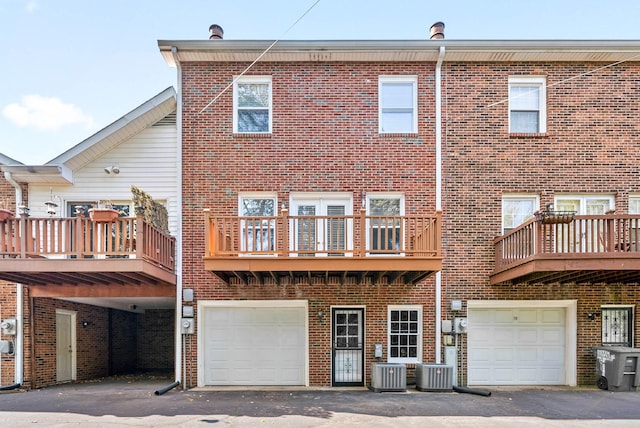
left=202, top=305, right=306, bottom=386
left=468, top=307, right=565, bottom=385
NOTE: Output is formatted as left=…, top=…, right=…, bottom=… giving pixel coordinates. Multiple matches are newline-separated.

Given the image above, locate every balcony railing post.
left=75, top=214, right=84, bottom=257
left=435, top=210, right=442, bottom=257
left=280, top=208, right=289, bottom=257
left=19, top=214, right=27, bottom=258
left=136, top=213, right=144, bottom=259
left=204, top=209, right=212, bottom=256
left=358, top=208, right=366, bottom=257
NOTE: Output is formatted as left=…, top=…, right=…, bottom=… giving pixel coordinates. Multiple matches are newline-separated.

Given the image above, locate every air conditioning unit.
left=369, top=363, right=406, bottom=392
left=415, top=363, right=453, bottom=392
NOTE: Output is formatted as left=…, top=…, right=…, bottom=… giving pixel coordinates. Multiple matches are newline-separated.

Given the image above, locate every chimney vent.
left=430, top=22, right=445, bottom=39
left=209, top=24, right=224, bottom=40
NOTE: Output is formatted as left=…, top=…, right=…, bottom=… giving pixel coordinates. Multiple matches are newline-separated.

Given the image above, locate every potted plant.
left=0, top=197, right=15, bottom=221
left=88, top=200, right=120, bottom=222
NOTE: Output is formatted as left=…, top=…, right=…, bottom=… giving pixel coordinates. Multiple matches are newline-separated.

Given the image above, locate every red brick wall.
left=137, top=309, right=174, bottom=371
left=180, top=61, right=438, bottom=386
left=441, top=62, right=640, bottom=385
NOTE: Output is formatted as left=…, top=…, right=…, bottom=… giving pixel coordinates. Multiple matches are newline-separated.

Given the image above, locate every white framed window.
left=629, top=196, right=640, bottom=214
left=233, top=76, right=272, bottom=133
left=388, top=305, right=422, bottom=363
left=509, top=76, right=546, bottom=133
left=366, top=193, right=404, bottom=254
left=238, top=193, right=277, bottom=253
left=502, top=194, right=539, bottom=234
left=554, top=195, right=614, bottom=215
left=379, top=76, right=417, bottom=134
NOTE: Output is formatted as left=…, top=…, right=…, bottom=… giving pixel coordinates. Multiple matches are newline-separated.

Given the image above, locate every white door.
left=555, top=196, right=613, bottom=252
left=56, top=310, right=76, bottom=382
left=290, top=196, right=352, bottom=256
left=202, top=305, right=306, bottom=386
left=468, top=307, right=565, bottom=385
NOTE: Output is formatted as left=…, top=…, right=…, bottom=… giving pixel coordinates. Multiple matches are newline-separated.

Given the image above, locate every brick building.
left=160, top=27, right=640, bottom=388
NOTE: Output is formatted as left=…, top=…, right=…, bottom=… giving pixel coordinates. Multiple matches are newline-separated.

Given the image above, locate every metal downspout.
left=171, top=46, right=184, bottom=389
left=435, top=46, right=445, bottom=364
left=4, top=171, right=23, bottom=385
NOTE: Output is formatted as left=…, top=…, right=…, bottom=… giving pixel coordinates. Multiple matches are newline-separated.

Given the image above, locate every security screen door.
left=332, top=308, right=364, bottom=386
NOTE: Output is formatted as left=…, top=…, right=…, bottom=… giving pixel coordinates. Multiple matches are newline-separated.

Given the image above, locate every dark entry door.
left=332, top=308, right=364, bottom=386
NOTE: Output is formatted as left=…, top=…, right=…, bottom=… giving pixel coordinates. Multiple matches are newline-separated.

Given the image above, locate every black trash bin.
left=594, top=346, right=640, bottom=391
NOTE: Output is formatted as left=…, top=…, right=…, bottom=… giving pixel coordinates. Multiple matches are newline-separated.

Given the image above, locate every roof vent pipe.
left=430, top=22, right=445, bottom=39
left=209, top=24, right=224, bottom=40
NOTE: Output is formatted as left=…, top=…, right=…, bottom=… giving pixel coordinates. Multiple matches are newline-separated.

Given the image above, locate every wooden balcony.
left=204, top=209, right=442, bottom=285
left=0, top=215, right=176, bottom=299
left=491, top=214, right=640, bottom=285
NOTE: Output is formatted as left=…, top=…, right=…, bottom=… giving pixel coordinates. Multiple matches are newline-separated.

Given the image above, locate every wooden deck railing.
left=0, top=214, right=175, bottom=270
left=494, top=214, right=640, bottom=270
left=204, top=209, right=442, bottom=258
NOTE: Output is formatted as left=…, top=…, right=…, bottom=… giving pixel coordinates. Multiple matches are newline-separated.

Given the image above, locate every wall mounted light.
left=104, top=165, right=120, bottom=174
left=82, top=321, right=92, bottom=328
left=587, top=312, right=600, bottom=321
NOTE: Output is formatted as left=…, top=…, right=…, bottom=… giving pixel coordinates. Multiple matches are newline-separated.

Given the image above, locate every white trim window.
left=379, top=76, right=417, bottom=134
left=366, top=193, right=404, bottom=254
left=388, top=305, right=422, bottom=363
left=233, top=76, right=272, bottom=133
left=502, top=194, right=539, bottom=234
left=509, top=76, right=546, bottom=134
left=238, top=193, right=277, bottom=253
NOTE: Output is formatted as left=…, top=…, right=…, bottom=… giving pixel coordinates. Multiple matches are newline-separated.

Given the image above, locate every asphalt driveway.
left=1, top=376, right=640, bottom=427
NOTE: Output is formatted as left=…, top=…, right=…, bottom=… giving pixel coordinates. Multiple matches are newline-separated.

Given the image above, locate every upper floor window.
left=233, top=76, right=272, bottom=133
left=502, top=195, right=538, bottom=234
left=629, top=196, right=640, bottom=214
left=509, top=76, right=546, bottom=134
left=379, top=76, right=417, bottom=134
left=555, top=195, right=614, bottom=215
left=238, top=193, right=277, bottom=253
left=367, top=193, right=404, bottom=253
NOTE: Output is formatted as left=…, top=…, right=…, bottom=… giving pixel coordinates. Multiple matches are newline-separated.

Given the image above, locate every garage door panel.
left=517, top=329, right=539, bottom=344
left=494, top=310, right=516, bottom=323
left=469, top=307, right=566, bottom=385
left=518, top=309, right=539, bottom=323
left=542, top=309, right=563, bottom=323
left=203, top=305, right=306, bottom=386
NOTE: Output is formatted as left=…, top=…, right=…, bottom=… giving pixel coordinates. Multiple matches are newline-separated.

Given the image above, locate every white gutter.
left=3, top=171, right=23, bottom=384
left=171, top=46, right=184, bottom=388
left=434, top=45, right=445, bottom=364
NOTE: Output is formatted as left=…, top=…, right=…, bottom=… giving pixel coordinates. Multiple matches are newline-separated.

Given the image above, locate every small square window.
left=509, top=76, right=546, bottom=134
left=234, top=76, right=272, bottom=133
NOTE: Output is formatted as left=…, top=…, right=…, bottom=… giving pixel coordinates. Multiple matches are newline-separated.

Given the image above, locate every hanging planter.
left=88, top=203, right=120, bottom=222
left=0, top=209, right=14, bottom=222
left=535, top=210, right=576, bottom=224
left=88, top=208, right=120, bottom=222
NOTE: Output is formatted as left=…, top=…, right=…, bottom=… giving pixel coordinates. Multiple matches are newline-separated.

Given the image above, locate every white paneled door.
left=468, top=307, right=565, bottom=385
left=202, top=304, right=306, bottom=386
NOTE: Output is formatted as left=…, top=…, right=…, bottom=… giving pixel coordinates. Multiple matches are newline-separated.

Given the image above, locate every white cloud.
left=25, top=1, right=38, bottom=13
left=2, top=95, right=95, bottom=131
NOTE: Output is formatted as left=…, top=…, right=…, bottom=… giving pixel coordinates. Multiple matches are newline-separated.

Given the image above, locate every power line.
left=197, top=0, right=322, bottom=115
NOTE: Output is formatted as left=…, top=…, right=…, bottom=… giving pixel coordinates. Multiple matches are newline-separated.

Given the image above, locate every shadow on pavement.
left=2, top=375, right=640, bottom=421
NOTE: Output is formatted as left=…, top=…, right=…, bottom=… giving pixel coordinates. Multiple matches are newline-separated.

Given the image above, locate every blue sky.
left=2, top=0, right=639, bottom=164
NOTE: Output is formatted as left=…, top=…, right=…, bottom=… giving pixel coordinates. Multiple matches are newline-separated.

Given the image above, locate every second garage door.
left=202, top=303, right=307, bottom=386
left=467, top=307, right=565, bottom=385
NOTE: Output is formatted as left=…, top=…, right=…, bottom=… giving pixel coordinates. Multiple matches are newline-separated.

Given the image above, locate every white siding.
left=28, top=124, right=178, bottom=235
